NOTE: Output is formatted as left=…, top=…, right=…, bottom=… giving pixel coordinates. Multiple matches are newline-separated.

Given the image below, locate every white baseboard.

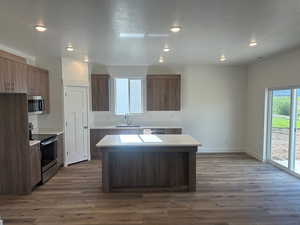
left=245, top=149, right=261, bottom=161
left=197, top=147, right=244, bottom=153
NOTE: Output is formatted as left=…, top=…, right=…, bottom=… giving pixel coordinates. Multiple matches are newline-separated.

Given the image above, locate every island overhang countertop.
left=96, top=134, right=201, bottom=148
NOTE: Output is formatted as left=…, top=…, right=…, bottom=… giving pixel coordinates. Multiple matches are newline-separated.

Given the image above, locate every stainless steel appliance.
left=28, top=96, right=45, bottom=114
left=32, top=134, right=58, bottom=184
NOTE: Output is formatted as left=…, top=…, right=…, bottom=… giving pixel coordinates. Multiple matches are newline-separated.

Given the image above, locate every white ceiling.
left=1, top=0, right=300, bottom=65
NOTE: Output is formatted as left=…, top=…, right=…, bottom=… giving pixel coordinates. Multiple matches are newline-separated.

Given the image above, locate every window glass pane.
left=115, top=79, right=129, bottom=114
left=130, top=79, right=142, bottom=113
left=295, top=89, right=300, bottom=174
left=271, top=89, right=291, bottom=168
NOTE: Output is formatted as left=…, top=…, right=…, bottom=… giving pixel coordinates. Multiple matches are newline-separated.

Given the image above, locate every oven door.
left=28, top=96, right=45, bottom=114
left=40, top=137, right=58, bottom=172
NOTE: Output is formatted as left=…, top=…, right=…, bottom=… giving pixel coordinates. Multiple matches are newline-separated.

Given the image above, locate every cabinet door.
left=91, top=74, right=110, bottom=111
left=12, top=60, right=27, bottom=93
left=0, top=57, right=27, bottom=93
left=27, top=66, right=50, bottom=113
left=30, top=144, right=41, bottom=188
left=56, top=134, right=64, bottom=167
left=0, top=56, right=10, bottom=92
left=149, top=128, right=182, bottom=134
left=0, top=56, right=27, bottom=93
left=39, top=69, right=50, bottom=113
left=90, top=129, right=105, bottom=160
left=147, top=75, right=181, bottom=111
left=27, top=65, right=40, bottom=95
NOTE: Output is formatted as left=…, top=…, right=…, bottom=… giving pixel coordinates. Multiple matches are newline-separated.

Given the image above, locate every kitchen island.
left=96, top=134, right=201, bottom=192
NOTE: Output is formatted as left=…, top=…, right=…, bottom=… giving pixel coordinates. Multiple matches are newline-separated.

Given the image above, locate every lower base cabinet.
left=56, top=134, right=64, bottom=168
left=90, top=128, right=182, bottom=160
left=30, top=144, right=41, bottom=188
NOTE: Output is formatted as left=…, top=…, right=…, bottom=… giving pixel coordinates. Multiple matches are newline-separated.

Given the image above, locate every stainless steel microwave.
left=28, top=96, right=45, bottom=114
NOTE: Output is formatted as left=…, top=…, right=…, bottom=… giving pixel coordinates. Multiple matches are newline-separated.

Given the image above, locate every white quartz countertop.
left=30, top=140, right=40, bottom=146
left=90, top=126, right=182, bottom=129
left=32, top=129, right=64, bottom=135
left=96, top=134, right=201, bottom=147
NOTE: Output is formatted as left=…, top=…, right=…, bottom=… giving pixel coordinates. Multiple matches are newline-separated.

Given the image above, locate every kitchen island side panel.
left=100, top=146, right=197, bottom=192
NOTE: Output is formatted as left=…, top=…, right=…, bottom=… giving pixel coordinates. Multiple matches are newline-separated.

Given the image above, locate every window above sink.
left=114, top=78, right=144, bottom=115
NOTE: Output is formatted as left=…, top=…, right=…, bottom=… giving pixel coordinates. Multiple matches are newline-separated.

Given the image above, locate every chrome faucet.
left=124, top=113, right=130, bottom=125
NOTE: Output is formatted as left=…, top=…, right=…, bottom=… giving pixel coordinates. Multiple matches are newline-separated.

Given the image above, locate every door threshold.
left=269, top=160, right=300, bottom=179
left=67, top=159, right=88, bottom=167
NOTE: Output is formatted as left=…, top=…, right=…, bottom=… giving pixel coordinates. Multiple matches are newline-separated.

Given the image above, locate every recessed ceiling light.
left=34, top=25, right=47, bottom=32
left=163, top=46, right=171, bottom=52
left=66, top=44, right=74, bottom=52
left=220, top=54, right=226, bottom=62
left=249, top=40, right=257, bottom=47
left=159, top=56, right=164, bottom=63
left=170, top=25, right=182, bottom=33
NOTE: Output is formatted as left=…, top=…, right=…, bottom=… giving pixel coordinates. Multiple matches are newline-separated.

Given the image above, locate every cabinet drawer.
left=30, top=144, right=41, bottom=188
left=148, top=128, right=182, bottom=134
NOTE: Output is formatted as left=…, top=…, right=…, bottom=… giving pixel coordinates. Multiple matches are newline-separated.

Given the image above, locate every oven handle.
left=41, top=137, right=58, bottom=146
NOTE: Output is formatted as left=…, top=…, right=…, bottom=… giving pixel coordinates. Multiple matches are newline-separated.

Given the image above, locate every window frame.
left=113, top=77, right=145, bottom=115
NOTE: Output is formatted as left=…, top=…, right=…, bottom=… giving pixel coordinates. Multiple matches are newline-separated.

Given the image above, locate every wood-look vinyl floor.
left=1, top=153, right=300, bottom=225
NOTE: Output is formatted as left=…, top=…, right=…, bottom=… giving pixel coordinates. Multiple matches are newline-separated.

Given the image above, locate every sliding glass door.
left=295, top=89, right=300, bottom=174
left=270, top=89, right=291, bottom=168
left=268, top=88, right=300, bottom=176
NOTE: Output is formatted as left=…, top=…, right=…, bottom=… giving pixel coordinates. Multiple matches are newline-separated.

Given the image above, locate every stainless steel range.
left=32, top=134, right=58, bottom=184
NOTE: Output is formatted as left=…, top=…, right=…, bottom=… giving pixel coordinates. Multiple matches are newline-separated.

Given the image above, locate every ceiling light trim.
left=170, top=25, right=182, bottom=33
left=34, top=25, right=47, bottom=32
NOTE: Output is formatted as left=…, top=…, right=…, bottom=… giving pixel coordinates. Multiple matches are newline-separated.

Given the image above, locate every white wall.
left=62, top=58, right=89, bottom=86
left=182, top=65, right=247, bottom=152
left=247, top=48, right=300, bottom=160
left=90, top=65, right=184, bottom=127
left=91, top=64, right=248, bottom=153
left=0, top=43, right=249, bottom=153
left=0, top=43, right=35, bottom=64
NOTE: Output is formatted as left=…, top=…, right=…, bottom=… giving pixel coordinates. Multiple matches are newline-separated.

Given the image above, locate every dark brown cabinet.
left=91, top=74, right=110, bottom=111
left=27, top=65, right=50, bottom=113
left=14, top=60, right=28, bottom=93
left=0, top=57, right=50, bottom=112
left=147, top=75, right=181, bottom=111
left=30, top=144, right=41, bottom=188
left=90, top=128, right=182, bottom=160
left=0, top=56, right=27, bottom=93
left=0, top=94, right=31, bottom=195
left=56, top=133, right=64, bottom=168
left=39, top=68, right=50, bottom=113
left=27, top=65, right=40, bottom=96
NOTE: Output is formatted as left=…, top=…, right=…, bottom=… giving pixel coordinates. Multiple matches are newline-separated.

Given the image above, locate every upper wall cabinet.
left=27, top=65, right=50, bottom=113
left=91, top=74, right=110, bottom=111
left=147, top=74, right=181, bottom=111
left=39, top=68, right=50, bottom=113
left=0, top=56, right=27, bottom=93
left=0, top=51, right=50, bottom=113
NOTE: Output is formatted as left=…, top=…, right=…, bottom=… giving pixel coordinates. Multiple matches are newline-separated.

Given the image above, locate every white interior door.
left=64, top=86, right=89, bottom=165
